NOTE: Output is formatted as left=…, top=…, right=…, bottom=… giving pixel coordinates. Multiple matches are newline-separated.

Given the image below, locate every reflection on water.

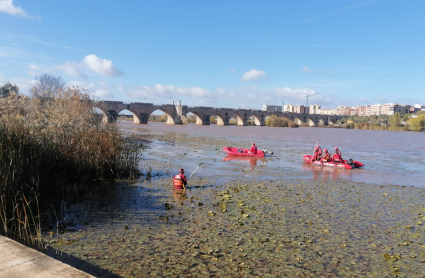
left=302, top=163, right=354, bottom=181
left=222, top=155, right=267, bottom=168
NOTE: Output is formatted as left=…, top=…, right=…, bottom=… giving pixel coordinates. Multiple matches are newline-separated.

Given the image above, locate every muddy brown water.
left=123, top=121, right=425, bottom=188
left=44, top=122, right=425, bottom=277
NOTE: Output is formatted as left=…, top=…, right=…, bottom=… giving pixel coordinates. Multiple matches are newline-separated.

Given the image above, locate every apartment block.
left=283, top=104, right=295, bottom=113
left=262, top=105, right=282, bottom=112
left=309, top=104, right=321, bottom=114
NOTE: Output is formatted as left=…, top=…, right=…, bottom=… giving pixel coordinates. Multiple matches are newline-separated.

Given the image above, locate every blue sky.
left=1, top=0, right=424, bottom=109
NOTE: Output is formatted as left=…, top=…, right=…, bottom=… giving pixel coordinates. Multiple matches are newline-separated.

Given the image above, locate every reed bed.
left=0, top=88, right=140, bottom=244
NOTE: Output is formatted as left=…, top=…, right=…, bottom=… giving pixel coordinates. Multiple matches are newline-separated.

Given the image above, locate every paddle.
left=189, top=163, right=203, bottom=179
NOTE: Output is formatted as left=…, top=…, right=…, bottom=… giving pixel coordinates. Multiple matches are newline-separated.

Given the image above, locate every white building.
left=309, top=104, right=321, bottom=114
left=283, top=104, right=295, bottom=112
left=262, top=104, right=282, bottom=112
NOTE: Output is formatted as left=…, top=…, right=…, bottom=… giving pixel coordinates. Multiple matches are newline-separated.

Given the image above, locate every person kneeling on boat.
left=249, top=143, right=258, bottom=154
left=310, top=145, right=322, bottom=163
left=334, top=146, right=342, bottom=157
left=321, top=149, right=331, bottom=162
left=332, top=150, right=343, bottom=163
left=173, top=168, right=187, bottom=189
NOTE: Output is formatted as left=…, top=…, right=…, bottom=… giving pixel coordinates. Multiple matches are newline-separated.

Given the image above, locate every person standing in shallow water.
left=173, top=168, right=187, bottom=189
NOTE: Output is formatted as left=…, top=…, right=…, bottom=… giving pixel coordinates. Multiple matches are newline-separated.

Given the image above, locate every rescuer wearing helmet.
left=309, top=145, right=322, bottom=164
left=332, top=148, right=342, bottom=163
left=173, top=168, right=187, bottom=189
left=313, top=145, right=322, bottom=161
left=334, top=147, right=342, bottom=157
left=249, top=143, right=258, bottom=154
left=321, top=148, right=331, bottom=162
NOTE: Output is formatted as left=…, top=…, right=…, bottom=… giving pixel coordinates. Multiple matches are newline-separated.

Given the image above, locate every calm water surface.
left=120, top=121, right=425, bottom=188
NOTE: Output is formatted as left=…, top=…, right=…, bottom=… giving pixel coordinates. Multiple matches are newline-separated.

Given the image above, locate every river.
left=44, top=121, right=425, bottom=277
left=121, top=121, right=425, bottom=188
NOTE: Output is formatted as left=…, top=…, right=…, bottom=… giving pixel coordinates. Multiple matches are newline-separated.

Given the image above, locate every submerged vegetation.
left=0, top=76, right=140, bottom=244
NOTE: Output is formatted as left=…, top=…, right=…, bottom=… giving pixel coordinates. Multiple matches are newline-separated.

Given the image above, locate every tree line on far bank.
left=339, top=112, right=425, bottom=132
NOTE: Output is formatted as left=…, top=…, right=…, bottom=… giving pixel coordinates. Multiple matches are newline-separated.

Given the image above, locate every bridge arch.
left=294, top=117, right=303, bottom=126
left=182, top=111, right=208, bottom=125
left=306, top=117, right=316, bottom=127
left=213, top=112, right=229, bottom=125
left=250, top=113, right=266, bottom=126
left=233, top=111, right=249, bottom=126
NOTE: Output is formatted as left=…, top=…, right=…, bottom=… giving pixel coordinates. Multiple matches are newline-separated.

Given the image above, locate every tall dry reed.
left=0, top=88, right=140, bottom=243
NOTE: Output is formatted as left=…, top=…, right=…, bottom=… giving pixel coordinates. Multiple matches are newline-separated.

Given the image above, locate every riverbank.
left=42, top=127, right=425, bottom=277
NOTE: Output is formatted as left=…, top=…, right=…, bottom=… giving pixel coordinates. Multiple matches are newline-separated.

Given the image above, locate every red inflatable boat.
left=223, top=147, right=265, bottom=157
left=303, top=155, right=364, bottom=169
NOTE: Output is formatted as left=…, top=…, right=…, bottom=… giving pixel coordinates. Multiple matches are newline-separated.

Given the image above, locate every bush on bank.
left=265, top=115, right=298, bottom=127
left=0, top=85, right=140, bottom=243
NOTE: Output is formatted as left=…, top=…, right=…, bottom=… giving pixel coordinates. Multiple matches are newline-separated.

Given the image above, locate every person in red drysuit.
left=332, top=150, right=342, bottom=163
left=249, top=143, right=257, bottom=154
left=334, top=147, right=342, bottom=157
left=173, top=168, right=187, bottom=189
left=321, top=149, right=331, bottom=162
left=310, top=145, right=322, bottom=163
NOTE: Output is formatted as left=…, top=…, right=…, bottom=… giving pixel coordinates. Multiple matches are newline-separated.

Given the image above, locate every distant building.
left=294, top=105, right=307, bottom=113
left=411, top=104, right=424, bottom=113
left=358, top=105, right=370, bottom=117
left=262, top=104, right=282, bottom=112
left=317, top=108, right=337, bottom=115
left=309, top=104, right=321, bottom=114
left=348, top=107, right=359, bottom=116
left=283, top=104, right=295, bottom=112
left=370, top=104, right=382, bottom=115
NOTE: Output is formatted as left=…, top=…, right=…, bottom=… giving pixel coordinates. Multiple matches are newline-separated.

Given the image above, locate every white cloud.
left=0, top=46, right=29, bottom=59
left=303, top=66, right=313, bottom=73
left=215, top=85, right=324, bottom=108
left=56, top=61, right=86, bottom=79
left=303, top=66, right=334, bottom=75
left=120, top=84, right=213, bottom=100
left=83, top=54, right=124, bottom=77
left=27, top=63, right=51, bottom=77
left=241, top=69, right=268, bottom=81
left=305, top=1, right=376, bottom=22
left=27, top=54, right=123, bottom=79
left=66, top=80, right=110, bottom=98
left=0, top=0, right=41, bottom=20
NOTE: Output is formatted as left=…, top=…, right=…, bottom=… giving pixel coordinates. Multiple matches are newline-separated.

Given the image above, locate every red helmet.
left=317, top=145, right=321, bottom=149
left=324, top=148, right=328, bottom=152
left=179, top=168, right=184, bottom=173
left=335, top=147, right=338, bottom=150
left=252, top=143, right=255, bottom=145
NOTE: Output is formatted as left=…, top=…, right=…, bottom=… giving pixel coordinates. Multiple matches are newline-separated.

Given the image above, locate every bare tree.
left=0, top=82, right=19, bottom=98
left=30, top=74, right=65, bottom=98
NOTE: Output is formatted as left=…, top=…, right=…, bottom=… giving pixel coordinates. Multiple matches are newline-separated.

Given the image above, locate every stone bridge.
left=96, top=101, right=342, bottom=127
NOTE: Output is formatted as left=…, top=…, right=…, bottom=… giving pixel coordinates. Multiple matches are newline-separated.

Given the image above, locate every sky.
left=1, top=0, right=424, bottom=110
